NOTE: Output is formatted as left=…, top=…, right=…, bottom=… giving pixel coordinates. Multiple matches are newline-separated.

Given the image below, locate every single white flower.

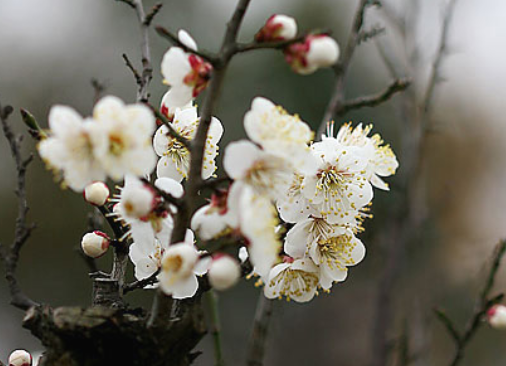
left=302, top=139, right=373, bottom=224
left=83, top=181, right=110, bottom=206
left=81, top=231, right=110, bottom=259
left=263, top=257, right=319, bottom=303
left=243, top=97, right=315, bottom=172
left=154, top=107, right=223, bottom=181
left=89, top=96, right=156, bottom=181
left=208, top=255, right=241, bottom=291
left=191, top=188, right=237, bottom=241
left=255, top=14, right=297, bottom=42
left=276, top=173, right=318, bottom=223
left=161, top=30, right=212, bottom=107
left=284, top=35, right=340, bottom=75
left=223, top=140, right=293, bottom=200
left=333, top=123, right=399, bottom=190
left=8, top=350, right=32, bottom=366
left=159, top=238, right=207, bottom=299
left=38, top=106, right=105, bottom=191
left=236, top=185, right=282, bottom=278
left=487, top=304, right=506, bottom=330
left=284, top=216, right=337, bottom=258
left=116, top=175, right=156, bottom=220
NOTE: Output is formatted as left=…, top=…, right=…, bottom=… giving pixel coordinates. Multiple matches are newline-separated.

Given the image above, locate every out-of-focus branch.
left=233, top=33, right=309, bottom=54
left=91, top=78, right=106, bottom=105
left=0, top=101, right=39, bottom=311
left=143, top=3, right=162, bottom=27
left=207, top=290, right=225, bottom=366
left=357, top=25, right=385, bottom=45
left=422, top=0, right=459, bottom=122
left=318, top=0, right=382, bottom=138
left=247, top=295, right=274, bottom=366
left=435, top=240, right=506, bottom=366
left=336, top=78, right=411, bottom=117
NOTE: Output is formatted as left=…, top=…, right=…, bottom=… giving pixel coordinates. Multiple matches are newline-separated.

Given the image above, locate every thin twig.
left=207, top=290, right=225, bottom=366
left=338, top=78, right=411, bottom=116
left=155, top=26, right=218, bottom=64
left=233, top=33, right=309, bottom=54
left=124, top=269, right=160, bottom=294
left=146, top=103, right=191, bottom=149
left=0, top=101, right=39, bottom=311
left=143, top=2, right=162, bottom=26
left=91, top=78, right=106, bottom=105
left=358, top=25, right=386, bottom=45
left=435, top=240, right=506, bottom=366
left=247, top=295, right=274, bottom=366
left=122, top=53, right=142, bottom=86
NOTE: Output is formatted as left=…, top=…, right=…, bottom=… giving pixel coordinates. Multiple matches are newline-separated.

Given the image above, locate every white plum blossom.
left=487, top=304, right=506, bottom=330
left=161, top=30, right=213, bottom=108
left=208, top=255, right=241, bottom=291
left=224, top=140, right=293, bottom=200
left=154, top=107, right=223, bottom=181
left=158, top=237, right=210, bottom=299
left=277, top=173, right=318, bottom=223
left=116, top=175, right=156, bottom=220
left=334, top=123, right=399, bottom=190
left=302, top=138, right=373, bottom=224
left=243, top=97, right=315, bottom=172
left=255, top=14, right=297, bottom=42
left=83, top=181, right=110, bottom=206
left=38, top=106, right=105, bottom=191
left=81, top=231, right=110, bottom=259
left=89, top=96, right=156, bottom=181
left=236, top=185, right=282, bottom=278
left=8, top=350, right=32, bottom=366
left=284, top=35, right=340, bottom=75
left=264, top=257, right=320, bottom=303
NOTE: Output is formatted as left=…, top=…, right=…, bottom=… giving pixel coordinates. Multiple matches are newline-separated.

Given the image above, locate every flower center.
left=109, top=133, right=125, bottom=156
left=318, top=234, right=357, bottom=270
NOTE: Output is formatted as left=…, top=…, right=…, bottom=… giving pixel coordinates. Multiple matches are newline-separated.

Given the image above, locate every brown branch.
left=122, top=53, right=142, bottom=87
left=146, top=103, right=191, bottom=149
left=143, top=2, right=162, bottom=26
left=149, top=0, right=253, bottom=326
left=140, top=177, right=183, bottom=208
left=436, top=240, right=506, bottom=366
left=91, top=78, right=106, bottom=105
left=155, top=26, right=218, bottom=64
left=247, top=295, right=274, bottom=366
left=0, top=101, right=39, bottom=311
left=357, top=25, right=386, bottom=45
left=337, top=78, right=411, bottom=116
left=123, top=269, right=160, bottom=294
left=233, top=32, right=312, bottom=54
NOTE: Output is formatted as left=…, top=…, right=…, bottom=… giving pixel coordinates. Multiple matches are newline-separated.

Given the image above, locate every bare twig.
left=318, top=0, right=381, bottom=137
left=435, top=240, right=506, bottom=366
left=143, top=3, right=162, bottom=26
left=155, top=26, right=218, bottom=64
left=0, top=101, right=39, bottom=311
left=123, top=269, right=160, bottom=294
left=91, top=78, right=106, bottom=105
left=146, top=103, right=191, bottom=149
left=247, top=295, right=274, bottom=366
left=358, top=25, right=386, bottom=45
left=337, top=78, right=411, bottom=117
left=116, top=0, right=153, bottom=102
left=422, top=0, right=459, bottom=121
left=207, top=290, right=225, bottom=366
left=233, top=33, right=309, bottom=54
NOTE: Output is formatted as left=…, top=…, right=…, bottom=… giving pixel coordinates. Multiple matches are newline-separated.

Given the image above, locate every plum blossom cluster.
left=36, top=14, right=397, bottom=304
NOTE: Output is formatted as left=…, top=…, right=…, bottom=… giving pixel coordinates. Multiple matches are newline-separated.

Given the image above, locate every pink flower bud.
left=487, top=304, right=506, bottom=330
left=81, top=231, right=110, bottom=258
left=284, top=35, right=340, bottom=75
left=255, top=14, right=297, bottom=42
left=208, top=255, right=241, bottom=291
left=83, top=181, right=109, bottom=206
left=8, top=350, right=32, bottom=366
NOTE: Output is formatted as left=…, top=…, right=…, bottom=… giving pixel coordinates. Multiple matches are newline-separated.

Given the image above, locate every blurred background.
left=1, top=0, right=506, bottom=365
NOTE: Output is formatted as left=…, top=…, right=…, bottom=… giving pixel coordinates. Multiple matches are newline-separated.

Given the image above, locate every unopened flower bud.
left=208, top=255, right=241, bottom=291
left=81, top=231, right=110, bottom=258
left=8, top=350, right=32, bottom=366
left=284, top=35, right=340, bottom=75
left=487, top=304, right=506, bottom=330
left=83, top=181, right=109, bottom=206
left=255, top=14, right=297, bottom=42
